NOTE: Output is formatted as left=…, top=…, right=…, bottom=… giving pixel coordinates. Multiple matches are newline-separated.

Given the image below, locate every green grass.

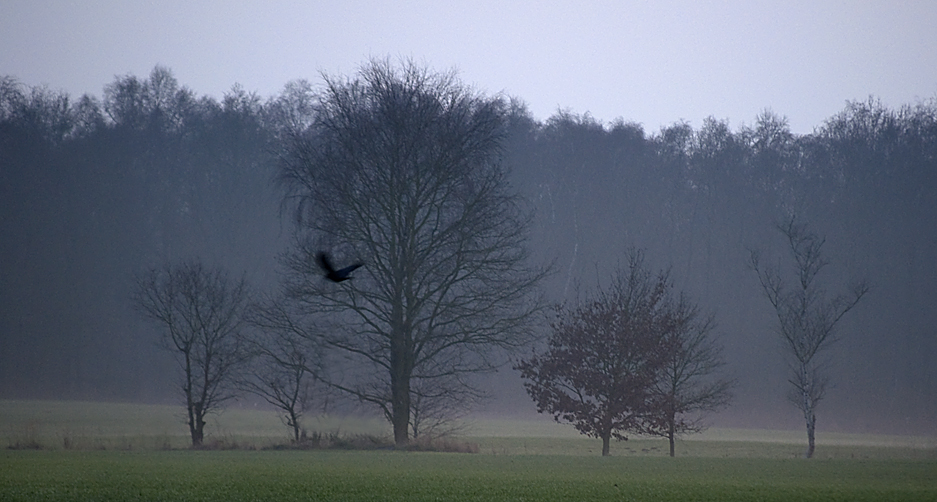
left=467, top=433, right=937, bottom=460
left=461, top=416, right=937, bottom=459
left=1, top=449, right=936, bottom=501
left=2, top=400, right=936, bottom=500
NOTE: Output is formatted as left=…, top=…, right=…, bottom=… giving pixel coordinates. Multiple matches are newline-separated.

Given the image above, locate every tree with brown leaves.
left=517, top=252, right=672, bottom=456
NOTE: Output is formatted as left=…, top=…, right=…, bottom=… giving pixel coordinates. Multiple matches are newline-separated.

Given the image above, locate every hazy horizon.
left=3, top=1, right=936, bottom=134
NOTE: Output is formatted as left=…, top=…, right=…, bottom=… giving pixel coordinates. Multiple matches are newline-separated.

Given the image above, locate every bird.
left=316, top=252, right=363, bottom=283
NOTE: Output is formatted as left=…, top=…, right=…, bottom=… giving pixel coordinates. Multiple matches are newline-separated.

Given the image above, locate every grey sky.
left=2, top=0, right=936, bottom=134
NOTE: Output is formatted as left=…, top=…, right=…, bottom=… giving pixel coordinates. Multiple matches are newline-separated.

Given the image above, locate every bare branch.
left=750, top=216, right=868, bottom=458
left=132, top=260, right=250, bottom=447
left=274, top=58, right=548, bottom=446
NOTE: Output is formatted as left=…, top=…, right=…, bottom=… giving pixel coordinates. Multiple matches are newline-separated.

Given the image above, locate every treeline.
left=0, top=68, right=284, bottom=399
left=1, top=66, right=935, bottom=434
left=505, top=101, right=937, bottom=433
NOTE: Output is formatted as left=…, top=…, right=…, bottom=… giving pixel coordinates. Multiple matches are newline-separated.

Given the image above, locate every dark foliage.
left=518, top=251, right=699, bottom=456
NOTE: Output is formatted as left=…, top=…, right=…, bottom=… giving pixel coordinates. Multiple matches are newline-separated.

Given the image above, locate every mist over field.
left=1, top=66, right=935, bottom=438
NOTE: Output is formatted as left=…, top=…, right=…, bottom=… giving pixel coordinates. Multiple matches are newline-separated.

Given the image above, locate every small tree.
left=241, top=299, right=321, bottom=443
left=646, top=296, right=733, bottom=457
left=750, top=218, right=868, bottom=458
left=516, top=252, right=671, bottom=456
left=408, top=371, right=479, bottom=440
left=132, top=260, right=249, bottom=447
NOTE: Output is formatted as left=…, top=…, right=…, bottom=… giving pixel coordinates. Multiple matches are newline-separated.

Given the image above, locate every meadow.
left=2, top=400, right=936, bottom=501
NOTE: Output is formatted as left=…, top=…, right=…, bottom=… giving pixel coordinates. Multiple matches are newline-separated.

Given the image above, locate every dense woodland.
left=1, top=66, right=935, bottom=435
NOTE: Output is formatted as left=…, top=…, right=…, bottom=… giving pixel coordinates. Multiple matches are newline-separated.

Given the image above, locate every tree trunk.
left=390, top=333, right=411, bottom=448
left=184, top=353, right=200, bottom=446
left=801, top=362, right=816, bottom=459
left=192, top=418, right=205, bottom=446
left=391, top=380, right=410, bottom=447
left=187, top=406, right=199, bottom=446
left=601, top=433, right=611, bottom=456
left=805, top=412, right=816, bottom=459
left=191, top=402, right=205, bottom=447
left=290, top=410, right=300, bottom=443
left=389, top=283, right=412, bottom=448
left=668, top=410, right=676, bottom=457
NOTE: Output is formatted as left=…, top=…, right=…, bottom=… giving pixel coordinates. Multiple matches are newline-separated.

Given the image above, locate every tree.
left=408, top=370, right=479, bottom=440
left=750, top=218, right=868, bottom=458
left=647, top=296, right=733, bottom=457
left=132, top=260, right=250, bottom=447
left=516, top=251, right=672, bottom=456
left=277, top=59, right=546, bottom=447
left=242, top=298, right=323, bottom=443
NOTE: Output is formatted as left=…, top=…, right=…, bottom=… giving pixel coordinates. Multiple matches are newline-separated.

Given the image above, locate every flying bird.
left=316, top=252, right=363, bottom=283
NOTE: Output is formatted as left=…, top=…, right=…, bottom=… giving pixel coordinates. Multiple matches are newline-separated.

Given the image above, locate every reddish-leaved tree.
left=515, top=251, right=672, bottom=456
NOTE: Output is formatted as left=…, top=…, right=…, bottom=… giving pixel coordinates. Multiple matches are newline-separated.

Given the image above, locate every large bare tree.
left=277, top=59, right=546, bottom=447
left=132, top=260, right=249, bottom=447
left=750, top=218, right=868, bottom=458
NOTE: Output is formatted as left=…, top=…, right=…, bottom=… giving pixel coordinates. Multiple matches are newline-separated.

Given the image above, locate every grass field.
left=2, top=400, right=936, bottom=501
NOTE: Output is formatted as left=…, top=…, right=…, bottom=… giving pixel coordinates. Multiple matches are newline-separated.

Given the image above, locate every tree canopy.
left=277, top=59, right=547, bottom=446
left=517, top=251, right=729, bottom=456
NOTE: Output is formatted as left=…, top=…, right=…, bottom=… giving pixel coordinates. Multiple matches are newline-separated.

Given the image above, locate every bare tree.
left=408, top=371, right=479, bottom=440
left=277, top=59, right=546, bottom=447
left=132, top=260, right=249, bottom=447
left=241, top=298, right=321, bottom=443
left=516, top=251, right=672, bottom=456
left=647, top=296, right=733, bottom=457
left=750, top=218, right=868, bottom=458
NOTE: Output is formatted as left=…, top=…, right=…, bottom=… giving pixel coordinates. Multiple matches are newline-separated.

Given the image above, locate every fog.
left=1, top=67, right=935, bottom=437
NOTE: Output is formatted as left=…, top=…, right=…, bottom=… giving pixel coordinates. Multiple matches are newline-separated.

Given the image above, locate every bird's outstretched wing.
left=317, top=251, right=363, bottom=282
left=336, top=262, right=363, bottom=277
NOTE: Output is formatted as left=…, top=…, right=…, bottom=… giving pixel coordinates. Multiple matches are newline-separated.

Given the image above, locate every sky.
left=2, top=0, right=936, bottom=134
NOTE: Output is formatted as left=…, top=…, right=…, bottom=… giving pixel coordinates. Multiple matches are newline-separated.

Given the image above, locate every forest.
left=1, top=65, right=935, bottom=437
